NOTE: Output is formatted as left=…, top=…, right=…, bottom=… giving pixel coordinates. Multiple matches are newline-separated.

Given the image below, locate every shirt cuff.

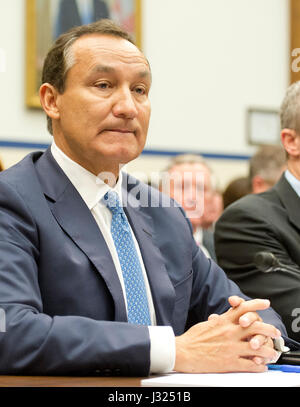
left=148, top=326, right=175, bottom=374
left=270, top=337, right=290, bottom=364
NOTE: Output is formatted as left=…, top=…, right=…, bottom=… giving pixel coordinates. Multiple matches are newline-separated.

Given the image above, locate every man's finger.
left=243, top=321, right=281, bottom=340
left=239, top=341, right=278, bottom=361
left=252, top=356, right=264, bottom=365
left=249, top=334, right=268, bottom=350
left=236, top=357, right=267, bottom=373
left=228, top=298, right=271, bottom=321
left=239, top=311, right=262, bottom=328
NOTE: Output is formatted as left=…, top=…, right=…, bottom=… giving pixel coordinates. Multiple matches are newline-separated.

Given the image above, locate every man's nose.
left=112, top=87, right=138, bottom=119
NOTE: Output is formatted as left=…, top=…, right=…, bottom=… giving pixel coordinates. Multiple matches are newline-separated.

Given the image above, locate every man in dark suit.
left=0, top=20, right=296, bottom=376
left=54, top=0, right=109, bottom=38
left=215, top=81, right=300, bottom=342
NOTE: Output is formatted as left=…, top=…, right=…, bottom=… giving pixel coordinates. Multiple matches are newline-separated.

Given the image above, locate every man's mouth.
left=104, top=128, right=135, bottom=134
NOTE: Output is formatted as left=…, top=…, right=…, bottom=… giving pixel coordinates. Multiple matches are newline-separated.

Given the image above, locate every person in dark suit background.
left=0, top=20, right=296, bottom=376
left=54, top=0, right=110, bottom=38
left=215, top=81, right=300, bottom=341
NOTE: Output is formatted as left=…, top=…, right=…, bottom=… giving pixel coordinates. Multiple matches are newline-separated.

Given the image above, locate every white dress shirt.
left=50, top=141, right=175, bottom=373
left=285, top=169, right=300, bottom=197
left=193, top=227, right=211, bottom=258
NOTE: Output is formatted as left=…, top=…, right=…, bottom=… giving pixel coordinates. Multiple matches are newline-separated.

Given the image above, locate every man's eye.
left=96, top=82, right=110, bottom=89
left=134, top=86, right=146, bottom=95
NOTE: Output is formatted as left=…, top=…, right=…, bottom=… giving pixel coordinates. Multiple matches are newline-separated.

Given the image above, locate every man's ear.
left=281, top=128, right=300, bottom=157
left=251, top=175, right=268, bottom=194
left=39, top=83, right=60, bottom=120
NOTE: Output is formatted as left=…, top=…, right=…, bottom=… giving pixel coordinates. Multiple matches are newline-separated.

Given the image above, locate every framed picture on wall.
left=290, top=0, right=300, bottom=84
left=246, top=108, right=281, bottom=146
left=25, top=0, right=142, bottom=108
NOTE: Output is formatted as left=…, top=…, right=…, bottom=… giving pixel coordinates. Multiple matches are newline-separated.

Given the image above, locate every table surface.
left=0, top=376, right=144, bottom=387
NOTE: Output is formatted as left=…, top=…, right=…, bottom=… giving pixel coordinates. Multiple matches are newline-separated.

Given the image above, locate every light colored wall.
left=143, top=0, right=289, bottom=154
left=0, top=0, right=289, bottom=191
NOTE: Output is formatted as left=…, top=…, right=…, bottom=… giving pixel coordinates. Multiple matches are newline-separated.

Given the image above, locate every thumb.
left=208, top=313, right=219, bottom=320
left=228, top=295, right=245, bottom=308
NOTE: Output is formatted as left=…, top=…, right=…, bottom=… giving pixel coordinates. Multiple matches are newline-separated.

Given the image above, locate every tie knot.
left=103, top=191, right=123, bottom=215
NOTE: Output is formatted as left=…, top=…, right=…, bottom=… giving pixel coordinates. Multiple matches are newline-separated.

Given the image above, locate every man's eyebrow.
left=139, top=69, right=152, bottom=80
left=91, top=64, right=115, bottom=74
left=90, top=64, right=152, bottom=80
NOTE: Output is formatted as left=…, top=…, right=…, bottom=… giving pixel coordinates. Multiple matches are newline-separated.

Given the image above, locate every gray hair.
left=279, top=80, right=300, bottom=131
left=164, top=154, right=218, bottom=190
left=164, top=154, right=209, bottom=171
left=249, top=144, right=286, bottom=184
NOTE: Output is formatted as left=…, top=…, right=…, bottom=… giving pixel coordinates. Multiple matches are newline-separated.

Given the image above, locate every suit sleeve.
left=174, top=206, right=290, bottom=340
left=214, top=199, right=300, bottom=343
left=0, top=180, right=150, bottom=376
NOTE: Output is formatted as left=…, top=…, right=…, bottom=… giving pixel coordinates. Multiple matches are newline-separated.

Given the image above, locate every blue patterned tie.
left=103, top=190, right=151, bottom=325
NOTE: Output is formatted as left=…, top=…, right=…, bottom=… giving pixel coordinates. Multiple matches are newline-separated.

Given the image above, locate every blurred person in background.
left=249, top=144, right=286, bottom=194
left=161, top=154, right=218, bottom=260
left=200, top=188, right=223, bottom=229
left=221, top=145, right=285, bottom=209
left=222, top=176, right=251, bottom=209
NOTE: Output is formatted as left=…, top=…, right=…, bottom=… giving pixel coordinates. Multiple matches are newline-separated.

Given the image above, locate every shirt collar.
left=50, top=141, right=123, bottom=210
left=284, top=169, right=300, bottom=198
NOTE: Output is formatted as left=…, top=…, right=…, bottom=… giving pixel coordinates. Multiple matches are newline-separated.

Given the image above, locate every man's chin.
left=98, top=147, right=141, bottom=166
left=188, top=217, right=203, bottom=228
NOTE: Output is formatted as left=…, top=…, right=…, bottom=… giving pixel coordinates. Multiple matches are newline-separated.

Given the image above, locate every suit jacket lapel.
left=35, top=148, right=127, bottom=322
left=275, top=174, right=300, bottom=231
left=35, top=150, right=176, bottom=326
left=122, top=175, right=176, bottom=326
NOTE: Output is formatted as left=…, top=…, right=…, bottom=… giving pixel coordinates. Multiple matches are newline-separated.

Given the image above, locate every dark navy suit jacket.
left=215, top=174, right=300, bottom=341
left=0, top=149, right=296, bottom=375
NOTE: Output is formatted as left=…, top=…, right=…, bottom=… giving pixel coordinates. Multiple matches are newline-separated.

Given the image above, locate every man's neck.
left=52, top=137, right=121, bottom=185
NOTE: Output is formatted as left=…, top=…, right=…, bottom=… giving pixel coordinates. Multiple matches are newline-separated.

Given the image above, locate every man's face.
left=50, top=34, right=151, bottom=176
left=166, top=163, right=213, bottom=229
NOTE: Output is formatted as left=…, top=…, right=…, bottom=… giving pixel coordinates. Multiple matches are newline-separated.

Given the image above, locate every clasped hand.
left=174, top=296, right=281, bottom=373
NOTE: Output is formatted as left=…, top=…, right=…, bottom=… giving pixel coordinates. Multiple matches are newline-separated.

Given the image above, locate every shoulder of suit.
left=0, top=151, right=45, bottom=208
left=227, top=188, right=277, bottom=210
left=218, top=189, right=281, bottom=228
left=0, top=151, right=43, bottom=185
